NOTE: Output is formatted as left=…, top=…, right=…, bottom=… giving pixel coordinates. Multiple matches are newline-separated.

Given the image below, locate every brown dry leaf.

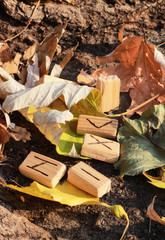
left=2, top=53, right=21, bottom=75
left=38, top=21, right=68, bottom=77
left=147, top=196, right=165, bottom=225
left=50, top=43, right=78, bottom=77
left=77, top=70, right=96, bottom=86
left=0, top=107, right=28, bottom=156
left=0, top=42, right=13, bottom=64
left=0, top=123, right=12, bottom=156
left=92, top=36, right=165, bottom=113
left=9, top=126, right=31, bottom=143
left=18, top=65, right=27, bottom=85
left=23, top=43, right=37, bottom=61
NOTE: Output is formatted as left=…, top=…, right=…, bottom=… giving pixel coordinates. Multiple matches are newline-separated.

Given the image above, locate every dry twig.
left=4, top=0, right=41, bottom=43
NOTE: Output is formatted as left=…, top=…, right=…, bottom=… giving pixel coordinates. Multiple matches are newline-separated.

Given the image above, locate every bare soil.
left=0, top=0, right=165, bottom=239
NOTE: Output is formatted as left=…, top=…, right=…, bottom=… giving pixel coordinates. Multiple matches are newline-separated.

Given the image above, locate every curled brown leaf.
left=147, top=196, right=165, bottom=225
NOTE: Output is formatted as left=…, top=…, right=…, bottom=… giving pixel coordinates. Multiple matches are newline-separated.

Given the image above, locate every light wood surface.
left=19, top=151, right=67, bottom=188
left=67, top=161, right=111, bottom=197
left=96, top=75, right=120, bottom=112
left=81, top=134, right=120, bottom=163
left=77, top=114, right=118, bottom=138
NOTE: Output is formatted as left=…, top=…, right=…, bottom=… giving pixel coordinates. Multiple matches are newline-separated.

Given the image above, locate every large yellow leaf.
left=3, top=180, right=129, bottom=240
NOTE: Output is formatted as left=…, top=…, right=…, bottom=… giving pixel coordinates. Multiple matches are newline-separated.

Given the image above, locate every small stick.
left=92, top=211, right=104, bottom=228
left=149, top=219, right=152, bottom=233
left=107, top=89, right=165, bottom=118
left=4, top=0, right=41, bottom=43
left=157, top=41, right=165, bottom=48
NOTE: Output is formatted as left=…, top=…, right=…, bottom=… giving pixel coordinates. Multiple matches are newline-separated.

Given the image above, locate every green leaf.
left=115, top=104, right=165, bottom=176
left=56, top=119, right=88, bottom=158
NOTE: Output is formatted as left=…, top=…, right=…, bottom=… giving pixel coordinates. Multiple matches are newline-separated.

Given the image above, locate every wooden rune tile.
left=19, top=151, right=67, bottom=188
left=96, top=75, right=120, bottom=113
left=67, top=161, right=111, bottom=198
left=81, top=134, right=120, bottom=163
left=77, top=115, right=118, bottom=138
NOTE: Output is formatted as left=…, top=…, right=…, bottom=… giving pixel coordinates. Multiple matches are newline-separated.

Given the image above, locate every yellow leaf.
left=143, top=172, right=165, bottom=189
left=3, top=180, right=129, bottom=240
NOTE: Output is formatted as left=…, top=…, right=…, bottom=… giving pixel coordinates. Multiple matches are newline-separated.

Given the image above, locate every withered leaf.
left=92, top=36, right=165, bottom=114
left=37, top=21, right=67, bottom=77
left=0, top=43, right=13, bottom=64
left=23, top=43, right=37, bottom=61
left=9, top=126, right=31, bottom=142
left=2, top=53, right=21, bottom=75
left=50, top=43, right=78, bottom=77
left=147, top=196, right=165, bottom=225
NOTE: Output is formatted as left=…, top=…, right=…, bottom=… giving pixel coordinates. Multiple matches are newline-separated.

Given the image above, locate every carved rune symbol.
left=88, top=135, right=112, bottom=150
left=27, top=155, right=57, bottom=176
left=86, top=118, right=112, bottom=129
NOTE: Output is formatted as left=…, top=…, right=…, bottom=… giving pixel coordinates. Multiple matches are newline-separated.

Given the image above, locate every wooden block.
left=77, top=115, right=118, bottom=138
left=81, top=134, right=120, bottom=163
left=96, top=75, right=120, bottom=112
left=19, top=151, right=67, bottom=188
left=67, top=161, right=111, bottom=197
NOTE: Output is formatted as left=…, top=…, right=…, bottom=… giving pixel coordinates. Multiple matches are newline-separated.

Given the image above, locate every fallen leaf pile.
left=0, top=22, right=100, bottom=158
left=0, top=22, right=129, bottom=239
left=0, top=18, right=165, bottom=235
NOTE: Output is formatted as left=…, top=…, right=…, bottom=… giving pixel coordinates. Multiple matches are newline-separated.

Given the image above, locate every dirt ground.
left=0, top=0, right=165, bottom=239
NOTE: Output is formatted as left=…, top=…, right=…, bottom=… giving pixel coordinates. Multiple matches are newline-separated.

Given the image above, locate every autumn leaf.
left=70, top=88, right=104, bottom=117
left=9, top=126, right=31, bottom=143
left=115, top=104, right=165, bottom=176
left=50, top=43, right=79, bottom=77
left=0, top=43, right=21, bottom=75
left=91, top=36, right=165, bottom=114
left=0, top=43, right=13, bottom=65
left=2, top=180, right=129, bottom=240
left=56, top=119, right=85, bottom=158
left=77, top=70, right=96, bottom=86
left=37, top=21, right=67, bottom=78
left=2, top=81, right=93, bottom=112
left=143, top=170, right=165, bottom=189
left=2, top=53, right=21, bottom=75
left=0, top=107, right=17, bottom=156
left=147, top=196, right=165, bottom=225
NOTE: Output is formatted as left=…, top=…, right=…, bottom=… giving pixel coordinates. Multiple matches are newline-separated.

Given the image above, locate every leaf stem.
left=107, top=89, right=165, bottom=118
left=157, top=41, right=165, bottom=48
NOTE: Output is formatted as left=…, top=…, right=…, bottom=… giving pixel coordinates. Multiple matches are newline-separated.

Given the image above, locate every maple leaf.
left=91, top=36, right=165, bottom=114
